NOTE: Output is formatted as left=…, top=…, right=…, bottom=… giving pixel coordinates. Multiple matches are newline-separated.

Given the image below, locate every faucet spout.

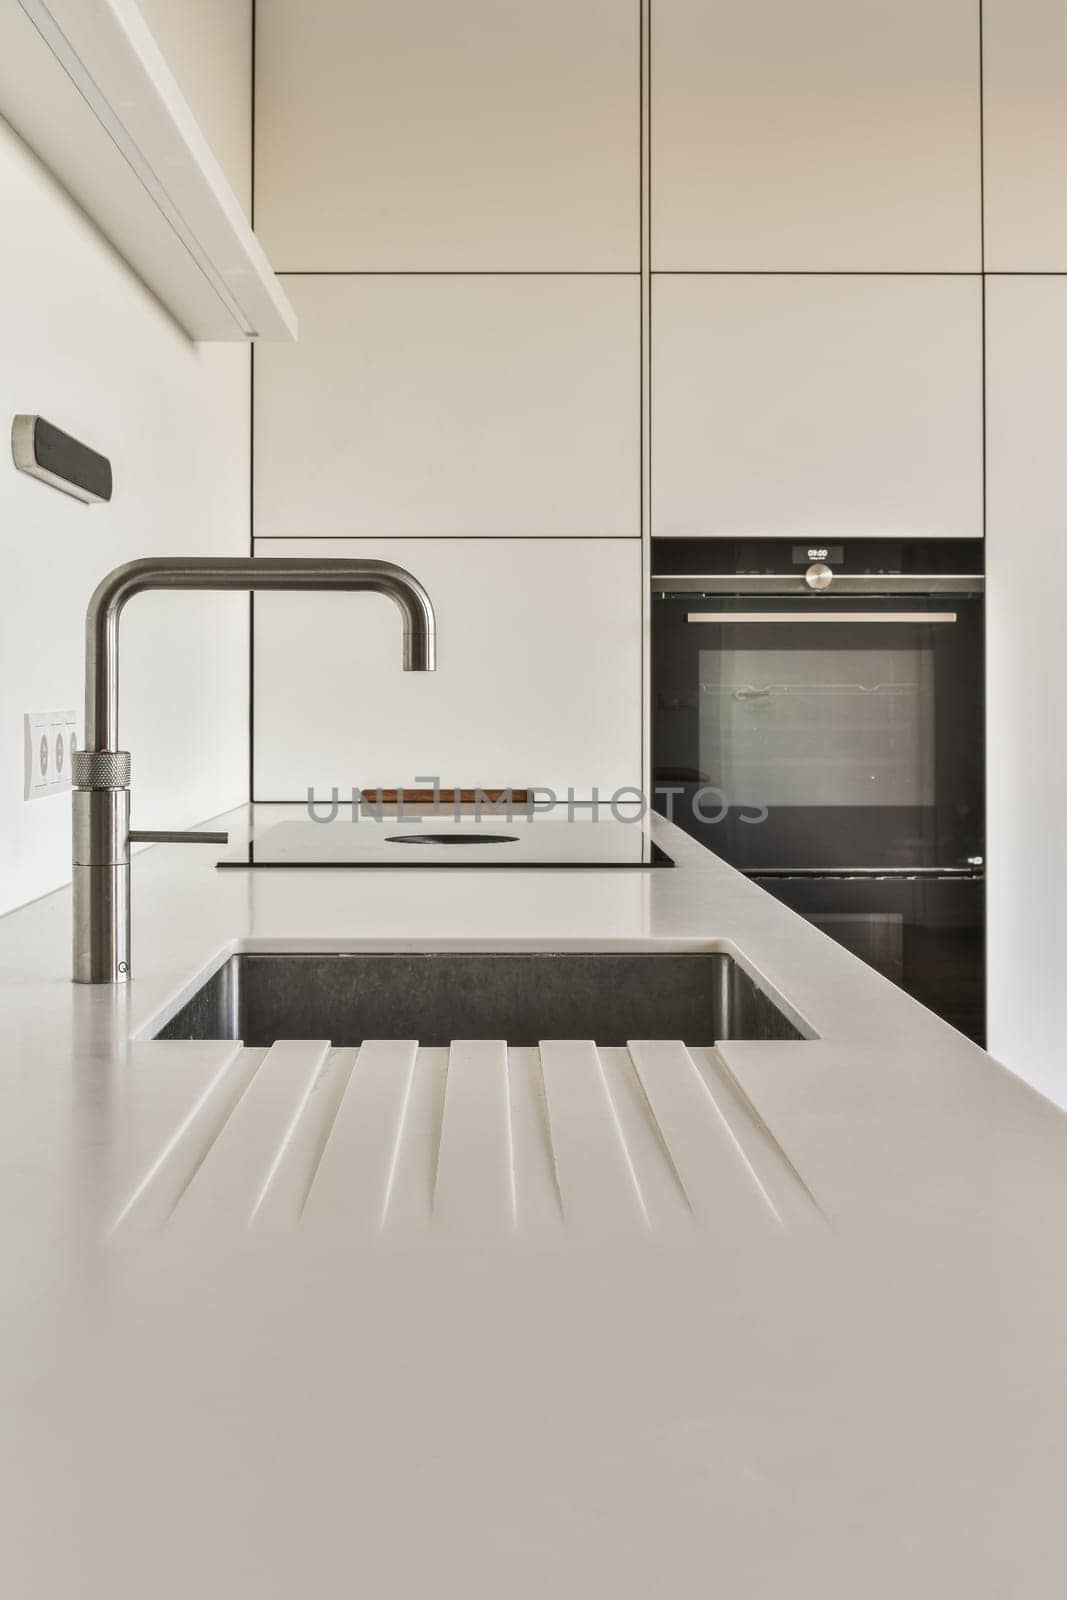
left=83, top=556, right=435, bottom=751
left=73, top=555, right=437, bottom=982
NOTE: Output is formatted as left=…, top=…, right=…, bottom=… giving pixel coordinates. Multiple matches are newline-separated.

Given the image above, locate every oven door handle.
left=744, top=867, right=984, bottom=880
left=686, top=611, right=958, bottom=624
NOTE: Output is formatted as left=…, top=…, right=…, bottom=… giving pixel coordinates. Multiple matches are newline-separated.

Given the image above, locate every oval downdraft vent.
left=385, top=833, right=520, bottom=846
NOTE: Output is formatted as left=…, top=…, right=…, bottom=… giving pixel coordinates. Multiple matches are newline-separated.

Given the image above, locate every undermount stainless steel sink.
left=154, top=952, right=808, bottom=1048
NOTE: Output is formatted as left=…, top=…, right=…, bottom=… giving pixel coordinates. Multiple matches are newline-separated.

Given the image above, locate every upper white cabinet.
left=255, top=0, right=639, bottom=270
left=255, top=274, right=640, bottom=539
left=252, top=538, right=642, bottom=799
left=652, top=275, right=983, bottom=540
left=984, top=1, right=1067, bottom=269
left=0, top=0, right=292, bottom=341
left=651, top=0, right=981, bottom=271
left=137, top=0, right=253, bottom=213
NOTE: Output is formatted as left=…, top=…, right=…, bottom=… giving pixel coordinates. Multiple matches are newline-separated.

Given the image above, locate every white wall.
left=0, top=1, right=252, bottom=917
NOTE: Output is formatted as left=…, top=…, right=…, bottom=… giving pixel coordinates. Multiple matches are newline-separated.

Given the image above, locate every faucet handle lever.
left=129, top=829, right=229, bottom=844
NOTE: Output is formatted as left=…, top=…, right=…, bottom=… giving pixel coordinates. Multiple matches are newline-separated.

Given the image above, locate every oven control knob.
left=805, top=562, right=833, bottom=591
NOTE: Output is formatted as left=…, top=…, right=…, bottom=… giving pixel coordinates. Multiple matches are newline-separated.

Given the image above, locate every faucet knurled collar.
left=73, top=750, right=131, bottom=790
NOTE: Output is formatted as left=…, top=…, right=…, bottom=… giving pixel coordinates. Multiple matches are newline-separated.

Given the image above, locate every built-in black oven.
left=652, top=539, right=985, bottom=1044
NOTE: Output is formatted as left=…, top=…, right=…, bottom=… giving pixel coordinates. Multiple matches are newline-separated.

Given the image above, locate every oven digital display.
left=792, top=544, right=843, bottom=565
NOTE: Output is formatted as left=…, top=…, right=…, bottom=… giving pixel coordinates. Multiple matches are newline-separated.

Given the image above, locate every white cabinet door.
left=985, top=276, right=1067, bottom=1103
left=255, top=0, right=639, bottom=270
left=254, top=274, right=640, bottom=539
left=651, top=0, right=980, bottom=270
left=651, top=275, right=983, bottom=540
left=252, top=538, right=642, bottom=799
left=984, top=1, right=1067, bottom=269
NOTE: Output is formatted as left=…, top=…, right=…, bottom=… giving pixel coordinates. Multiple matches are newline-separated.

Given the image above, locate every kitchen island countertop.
left=1, top=804, right=1064, bottom=1598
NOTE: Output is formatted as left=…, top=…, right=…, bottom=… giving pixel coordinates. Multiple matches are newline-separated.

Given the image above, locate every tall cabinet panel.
left=985, top=277, right=1067, bottom=1105
left=253, top=0, right=642, bottom=799
left=651, top=0, right=981, bottom=271
left=652, top=274, right=983, bottom=540
left=984, top=0, right=1067, bottom=269
left=254, top=274, right=640, bottom=540
left=649, top=0, right=983, bottom=542
left=255, top=0, right=639, bottom=270
left=253, top=539, right=642, bottom=798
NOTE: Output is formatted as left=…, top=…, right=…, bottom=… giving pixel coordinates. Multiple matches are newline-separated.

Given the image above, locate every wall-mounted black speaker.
left=11, top=414, right=112, bottom=504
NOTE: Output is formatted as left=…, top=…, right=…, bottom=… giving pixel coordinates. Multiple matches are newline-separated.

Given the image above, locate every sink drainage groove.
left=115, top=1039, right=823, bottom=1243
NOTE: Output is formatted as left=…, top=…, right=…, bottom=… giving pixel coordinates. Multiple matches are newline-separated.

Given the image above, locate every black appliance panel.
left=752, top=874, right=985, bottom=1046
left=653, top=592, right=984, bottom=872
left=651, top=540, right=986, bottom=1044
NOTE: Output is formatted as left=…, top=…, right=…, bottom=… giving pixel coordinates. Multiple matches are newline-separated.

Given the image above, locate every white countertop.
left=2, top=805, right=1065, bottom=1598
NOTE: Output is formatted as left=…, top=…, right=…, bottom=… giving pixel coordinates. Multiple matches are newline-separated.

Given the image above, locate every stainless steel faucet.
left=72, top=556, right=437, bottom=984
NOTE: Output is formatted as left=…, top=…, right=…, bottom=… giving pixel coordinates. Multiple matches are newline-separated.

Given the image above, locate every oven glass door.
left=752, top=874, right=986, bottom=1045
left=653, top=593, right=984, bottom=871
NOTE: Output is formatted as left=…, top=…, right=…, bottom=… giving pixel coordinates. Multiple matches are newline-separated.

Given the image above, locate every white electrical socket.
left=24, top=711, right=78, bottom=800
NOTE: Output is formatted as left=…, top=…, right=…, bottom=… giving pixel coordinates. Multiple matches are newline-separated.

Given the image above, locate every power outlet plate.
left=24, top=711, right=78, bottom=800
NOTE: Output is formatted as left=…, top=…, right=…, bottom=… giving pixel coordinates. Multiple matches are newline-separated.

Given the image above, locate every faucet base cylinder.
left=73, top=785, right=131, bottom=985
left=73, top=863, right=130, bottom=984
left=73, top=784, right=129, bottom=866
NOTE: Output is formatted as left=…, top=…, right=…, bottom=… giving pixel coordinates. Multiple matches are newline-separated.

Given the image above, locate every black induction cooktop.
left=217, top=818, right=674, bottom=869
